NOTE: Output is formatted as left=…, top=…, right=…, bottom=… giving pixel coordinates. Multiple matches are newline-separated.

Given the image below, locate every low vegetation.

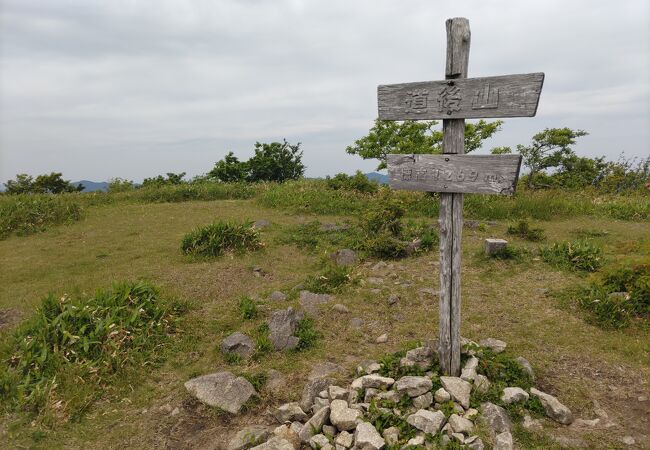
left=0, top=194, right=83, bottom=239
left=303, top=264, right=352, bottom=294
left=506, top=220, right=545, bottom=241
left=181, top=221, right=263, bottom=258
left=540, top=239, right=604, bottom=272
left=0, top=282, right=187, bottom=420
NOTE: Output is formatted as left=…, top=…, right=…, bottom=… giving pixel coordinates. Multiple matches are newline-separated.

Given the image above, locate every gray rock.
left=309, top=362, right=343, bottom=380
left=461, top=356, right=479, bottom=382
left=366, top=277, right=384, bottom=285
left=382, top=426, right=400, bottom=445
left=184, top=372, right=256, bottom=414
left=356, top=360, right=382, bottom=375
left=484, top=239, right=508, bottom=256
left=494, top=431, right=513, bottom=450
left=273, top=402, right=308, bottom=423
left=501, top=387, right=529, bottom=404
left=620, top=436, right=636, bottom=446
left=334, top=431, right=353, bottom=448
left=434, top=387, right=451, bottom=403
left=351, top=374, right=395, bottom=390
left=387, top=294, right=399, bottom=305
left=418, top=287, right=439, bottom=297
left=299, top=406, right=331, bottom=443
left=406, top=435, right=425, bottom=446
left=440, top=376, right=472, bottom=409
left=309, top=434, right=330, bottom=449
left=464, top=408, right=479, bottom=421
left=404, top=239, right=422, bottom=256
left=252, top=220, right=270, bottom=229
left=301, top=378, right=333, bottom=413
left=320, top=223, right=349, bottom=232
left=331, top=249, right=358, bottom=266
left=268, top=291, right=287, bottom=302
left=330, top=399, right=361, bottom=431
left=290, top=421, right=303, bottom=434
left=406, top=409, right=446, bottom=434
left=522, top=415, right=543, bottom=432
left=530, top=388, right=573, bottom=424
left=312, top=396, right=330, bottom=413
left=364, top=388, right=378, bottom=403
left=400, top=345, right=436, bottom=368
left=300, top=291, right=333, bottom=317
left=376, top=390, right=401, bottom=403
left=221, top=332, right=255, bottom=358
left=474, top=375, right=491, bottom=394
left=272, top=424, right=301, bottom=449
left=329, top=385, right=349, bottom=401
left=350, top=317, right=364, bottom=328
left=465, top=436, right=485, bottom=450
left=268, top=307, right=304, bottom=351
left=514, top=356, right=535, bottom=381
left=265, top=369, right=286, bottom=395
left=480, top=402, right=512, bottom=436
left=333, top=303, right=350, bottom=314
left=448, top=414, right=474, bottom=434
left=412, top=392, right=433, bottom=409
left=375, top=333, right=388, bottom=344
left=395, top=376, right=433, bottom=397
left=228, top=426, right=271, bottom=450
left=354, top=422, right=385, bottom=450
left=479, top=338, right=507, bottom=353
left=250, top=436, right=294, bottom=450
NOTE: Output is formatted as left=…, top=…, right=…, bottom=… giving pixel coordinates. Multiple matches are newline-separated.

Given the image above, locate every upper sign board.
left=378, top=73, right=544, bottom=120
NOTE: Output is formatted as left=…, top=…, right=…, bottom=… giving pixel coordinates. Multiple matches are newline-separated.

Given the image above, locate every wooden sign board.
left=387, top=154, right=522, bottom=195
left=378, top=73, right=544, bottom=120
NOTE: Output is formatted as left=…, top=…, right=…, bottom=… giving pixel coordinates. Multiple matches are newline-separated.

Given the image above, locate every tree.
left=142, top=172, right=186, bottom=186
left=4, top=174, right=35, bottom=194
left=346, top=119, right=503, bottom=170
left=33, top=172, right=83, bottom=193
left=246, top=140, right=304, bottom=182
left=208, top=152, right=247, bottom=182
left=517, top=128, right=588, bottom=188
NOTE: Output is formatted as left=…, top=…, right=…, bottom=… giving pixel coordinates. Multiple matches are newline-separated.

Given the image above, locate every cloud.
left=1, top=0, right=648, bottom=182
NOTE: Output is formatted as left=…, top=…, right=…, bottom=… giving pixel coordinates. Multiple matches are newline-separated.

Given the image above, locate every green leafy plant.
left=238, top=296, right=258, bottom=320
left=181, top=221, right=263, bottom=257
left=506, top=220, right=545, bottom=241
left=294, top=318, right=320, bottom=351
left=303, top=264, right=352, bottom=294
left=540, top=240, right=603, bottom=272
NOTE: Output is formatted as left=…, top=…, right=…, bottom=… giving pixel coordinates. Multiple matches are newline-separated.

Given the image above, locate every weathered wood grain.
left=387, top=154, right=522, bottom=195
left=378, top=72, right=544, bottom=120
left=439, top=17, right=470, bottom=377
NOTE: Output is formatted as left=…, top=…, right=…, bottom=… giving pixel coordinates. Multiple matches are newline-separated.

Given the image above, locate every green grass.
left=238, top=296, right=259, bottom=320
left=181, top=220, right=263, bottom=257
left=540, top=239, right=604, bottom=272
left=506, top=220, right=545, bottom=241
left=0, top=194, right=83, bottom=239
left=303, top=264, right=352, bottom=294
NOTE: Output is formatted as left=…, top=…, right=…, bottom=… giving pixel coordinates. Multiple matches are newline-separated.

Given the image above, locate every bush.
left=0, top=194, right=83, bottom=239
left=181, top=221, right=263, bottom=257
left=506, top=220, right=545, bottom=241
left=540, top=240, right=604, bottom=272
left=0, top=282, right=187, bottom=415
left=325, top=171, right=379, bottom=194
left=107, top=178, right=135, bottom=193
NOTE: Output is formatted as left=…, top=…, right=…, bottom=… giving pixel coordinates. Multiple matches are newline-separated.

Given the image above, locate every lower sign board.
left=387, top=154, right=522, bottom=195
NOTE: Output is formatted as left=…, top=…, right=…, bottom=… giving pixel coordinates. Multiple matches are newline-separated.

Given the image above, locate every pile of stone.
left=221, top=338, right=574, bottom=450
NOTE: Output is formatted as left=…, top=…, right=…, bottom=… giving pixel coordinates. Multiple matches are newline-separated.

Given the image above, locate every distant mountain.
left=365, top=172, right=388, bottom=184
left=74, top=180, right=109, bottom=192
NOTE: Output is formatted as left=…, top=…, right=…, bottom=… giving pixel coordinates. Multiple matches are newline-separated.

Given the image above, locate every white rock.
left=330, top=399, right=361, bottom=431
left=479, top=338, right=506, bottom=353
left=530, top=388, right=573, bottom=425
left=515, top=356, right=535, bottom=381
left=448, top=414, right=474, bottom=434
left=382, top=426, right=399, bottom=445
left=473, top=375, right=491, bottom=394
left=620, top=436, right=636, bottom=446
left=376, top=390, right=401, bottom=403
left=480, top=402, right=512, bottom=436
left=394, top=376, right=433, bottom=397
left=451, top=433, right=465, bottom=443
left=273, top=403, right=308, bottom=423
left=335, top=431, right=354, bottom=448
left=466, top=436, right=485, bottom=450
left=406, top=409, right=446, bottom=434
left=375, top=333, right=388, bottom=343
left=228, top=426, right=271, bottom=450
left=322, top=425, right=337, bottom=436
left=309, top=434, right=330, bottom=450
left=412, top=392, right=433, bottom=409
left=522, top=415, right=542, bottom=432
left=364, top=388, right=378, bottom=403
left=290, top=422, right=303, bottom=434
left=500, top=387, right=529, bottom=404
left=484, top=239, right=508, bottom=257
left=494, top=431, right=513, bottom=450
left=434, top=387, right=451, bottom=403
left=464, top=408, right=479, bottom=421
left=406, top=435, right=425, bottom=446
left=298, top=406, right=331, bottom=443
left=351, top=375, right=395, bottom=390
left=184, top=372, right=256, bottom=414
left=250, top=436, right=295, bottom=450
left=461, top=356, right=479, bottom=382
left=329, top=386, right=349, bottom=401
left=354, top=422, right=385, bottom=450
left=313, top=397, right=330, bottom=413
left=440, top=376, right=472, bottom=409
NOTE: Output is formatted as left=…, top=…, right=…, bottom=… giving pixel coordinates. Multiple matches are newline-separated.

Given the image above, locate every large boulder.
left=494, top=431, right=514, bottom=450
left=298, top=406, right=330, bottom=443
left=354, top=422, right=385, bottom=450
left=530, top=388, right=573, bottom=424
left=228, top=426, right=271, bottom=450
left=268, top=307, right=304, bottom=351
left=394, top=376, right=433, bottom=397
left=184, top=372, right=256, bottom=414
left=350, top=375, right=395, bottom=390
left=406, top=409, right=446, bottom=434
left=480, top=402, right=512, bottom=436
left=440, top=376, right=472, bottom=409
left=221, top=332, right=255, bottom=358
left=501, top=387, right=529, bottom=404
left=330, top=399, right=361, bottom=431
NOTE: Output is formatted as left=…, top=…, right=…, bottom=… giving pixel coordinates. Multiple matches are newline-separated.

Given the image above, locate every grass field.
left=0, top=194, right=649, bottom=449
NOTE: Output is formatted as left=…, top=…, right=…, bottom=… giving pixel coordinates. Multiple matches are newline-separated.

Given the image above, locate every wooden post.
left=439, top=17, right=470, bottom=376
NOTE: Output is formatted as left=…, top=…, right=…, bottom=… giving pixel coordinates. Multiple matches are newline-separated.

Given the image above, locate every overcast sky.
left=1, top=0, right=648, bottom=183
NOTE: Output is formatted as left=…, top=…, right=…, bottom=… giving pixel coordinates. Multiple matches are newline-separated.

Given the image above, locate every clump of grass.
left=253, top=324, right=273, bottom=358
left=277, top=221, right=360, bottom=253
left=0, top=281, right=187, bottom=417
left=506, top=220, right=545, bottom=241
left=540, top=239, right=604, bottom=272
left=238, top=296, right=258, bottom=320
left=303, top=264, right=352, bottom=294
left=325, top=171, right=379, bottom=194
left=477, top=351, right=534, bottom=390
left=294, top=318, right=320, bottom=351
left=489, top=245, right=526, bottom=261
left=0, top=194, right=83, bottom=239
left=181, top=221, right=263, bottom=257
left=570, top=228, right=609, bottom=238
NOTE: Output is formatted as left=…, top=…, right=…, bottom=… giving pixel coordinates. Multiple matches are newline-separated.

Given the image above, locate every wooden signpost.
left=378, top=18, right=543, bottom=376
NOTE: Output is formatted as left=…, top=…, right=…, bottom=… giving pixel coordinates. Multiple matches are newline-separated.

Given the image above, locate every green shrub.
left=107, top=178, right=135, bottom=193
left=0, top=282, right=187, bottom=415
left=506, top=220, right=545, bottom=241
left=540, top=240, right=604, bottom=272
left=0, top=194, right=83, bottom=239
left=181, top=221, right=263, bottom=257
left=325, top=171, right=379, bottom=194
left=303, top=264, right=352, bottom=294
left=294, top=318, right=320, bottom=351
left=238, top=296, right=258, bottom=320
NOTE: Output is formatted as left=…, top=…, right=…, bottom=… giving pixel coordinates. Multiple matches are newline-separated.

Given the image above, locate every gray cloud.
left=1, top=0, right=648, bottom=183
